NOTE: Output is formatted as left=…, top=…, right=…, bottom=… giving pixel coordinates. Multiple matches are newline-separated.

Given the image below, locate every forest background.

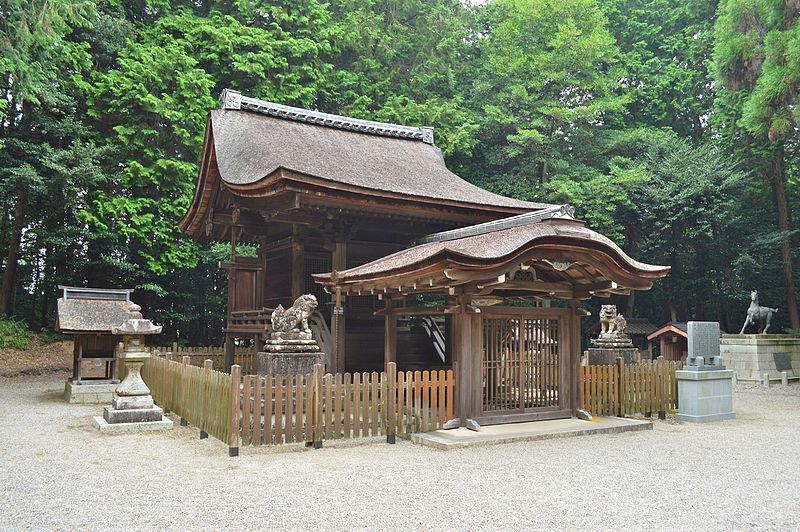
left=2, top=0, right=799, bottom=344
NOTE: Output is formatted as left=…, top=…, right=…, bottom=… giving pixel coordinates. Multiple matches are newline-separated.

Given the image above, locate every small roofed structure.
left=55, top=286, right=138, bottom=385
left=647, top=322, right=688, bottom=362
left=314, top=209, right=669, bottom=428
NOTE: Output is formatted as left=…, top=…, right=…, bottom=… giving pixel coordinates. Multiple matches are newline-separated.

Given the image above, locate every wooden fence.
left=238, top=365, right=454, bottom=446
left=142, top=355, right=233, bottom=445
left=145, top=345, right=255, bottom=374
left=141, top=355, right=454, bottom=454
left=579, top=357, right=682, bottom=418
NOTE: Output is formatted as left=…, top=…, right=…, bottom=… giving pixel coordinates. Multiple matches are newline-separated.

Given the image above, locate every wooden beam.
left=374, top=305, right=459, bottom=317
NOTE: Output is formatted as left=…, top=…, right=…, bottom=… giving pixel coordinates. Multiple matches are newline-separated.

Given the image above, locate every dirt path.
left=1, top=373, right=798, bottom=531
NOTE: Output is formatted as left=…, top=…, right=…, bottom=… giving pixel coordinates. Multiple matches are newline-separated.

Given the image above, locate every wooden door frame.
left=473, top=306, right=574, bottom=425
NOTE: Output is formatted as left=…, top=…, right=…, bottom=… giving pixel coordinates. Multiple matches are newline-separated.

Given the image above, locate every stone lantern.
left=92, top=305, right=173, bottom=431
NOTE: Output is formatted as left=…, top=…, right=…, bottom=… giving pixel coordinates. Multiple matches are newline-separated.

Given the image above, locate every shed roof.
left=647, top=322, right=688, bottom=341
left=55, top=286, right=138, bottom=334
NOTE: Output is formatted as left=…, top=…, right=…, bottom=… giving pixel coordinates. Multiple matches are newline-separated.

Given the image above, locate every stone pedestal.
left=255, top=351, right=322, bottom=375
left=94, top=322, right=172, bottom=432
left=587, top=347, right=640, bottom=365
left=255, top=329, right=322, bottom=375
left=64, top=380, right=117, bottom=404
left=676, top=369, right=735, bottom=423
left=720, top=334, right=800, bottom=382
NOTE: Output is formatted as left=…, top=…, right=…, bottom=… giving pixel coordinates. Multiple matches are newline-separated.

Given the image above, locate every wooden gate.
left=480, top=308, right=572, bottom=423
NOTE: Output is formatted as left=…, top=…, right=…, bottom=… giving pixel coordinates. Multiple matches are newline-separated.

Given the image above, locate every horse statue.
left=739, top=290, right=778, bottom=334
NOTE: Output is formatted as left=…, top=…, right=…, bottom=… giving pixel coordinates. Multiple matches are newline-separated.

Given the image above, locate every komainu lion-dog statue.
left=271, top=294, right=318, bottom=334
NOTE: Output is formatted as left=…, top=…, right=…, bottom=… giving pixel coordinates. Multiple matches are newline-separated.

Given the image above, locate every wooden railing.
left=144, top=345, right=255, bottom=374
left=140, top=355, right=454, bottom=454
left=238, top=364, right=455, bottom=447
left=142, top=355, right=233, bottom=446
left=580, top=357, right=682, bottom=417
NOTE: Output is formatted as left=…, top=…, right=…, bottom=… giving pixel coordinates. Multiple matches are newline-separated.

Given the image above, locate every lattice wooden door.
left=481, top=315, right=561, bottom=414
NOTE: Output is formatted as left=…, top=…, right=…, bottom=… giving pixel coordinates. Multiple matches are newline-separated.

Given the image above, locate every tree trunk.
left=771, top=146, right=799, bottom=329
left=0, top=185, right=28, bottom=317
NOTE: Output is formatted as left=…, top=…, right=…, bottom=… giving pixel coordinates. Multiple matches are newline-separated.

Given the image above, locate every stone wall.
left=720, top=334, right=800, bottom=381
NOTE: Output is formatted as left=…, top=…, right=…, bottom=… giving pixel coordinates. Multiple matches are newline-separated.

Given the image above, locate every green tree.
left=467, top=0, right=627, bottom=201
left=713, top=0, right=800, bottom=328
left=600, top=0, right=718, bottom=140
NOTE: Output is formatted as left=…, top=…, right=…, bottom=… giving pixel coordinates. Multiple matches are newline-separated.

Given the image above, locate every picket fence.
left=580, top=357, right=682, bottom=417
left=238, top=365, right=454, bottom=446
left=141, top=355, right=454, bottom=454
left=146, top=344, right=255, bottom=374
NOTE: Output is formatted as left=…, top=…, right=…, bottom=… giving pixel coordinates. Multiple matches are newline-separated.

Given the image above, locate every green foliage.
left=468, top=0, right=627, bottom=195
left=714, top=0, right=800, bottom=141
left=1, top=0, right=798, bottom=340
left=0, top=319, right=33, bottom=350
left=600, top=0, right=717, bottom=139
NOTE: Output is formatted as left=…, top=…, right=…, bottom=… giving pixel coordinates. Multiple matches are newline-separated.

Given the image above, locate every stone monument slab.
left=685, top=321, right=722, bottom=369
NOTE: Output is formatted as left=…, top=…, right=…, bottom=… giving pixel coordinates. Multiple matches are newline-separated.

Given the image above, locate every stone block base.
left=676, top=369, right=735, bottom=423
left=676, top=412, right=736, bottom=423
left=103, top=405, right=164, bottom=424
left=587, top=347, right=640, bottom=365
left=255, top=351, right=322, bottom=375
left=720, top=334, right=800, bottom=381
left=93, top=415, right=173, bottom=432
left=64, top=380, right=118, bottom=404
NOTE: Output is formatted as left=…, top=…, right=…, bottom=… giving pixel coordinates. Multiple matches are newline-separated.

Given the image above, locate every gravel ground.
left=1, top=373, right=798, bottom=531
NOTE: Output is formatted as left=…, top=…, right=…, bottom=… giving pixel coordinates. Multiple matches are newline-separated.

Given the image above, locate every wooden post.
left=229, top=364, right=241, bottom=457
left=180, top=355, right=191, bottom=426
left=331, top=286, right=344, bottom=375
left=657, top=355, right=666, bottom=420
left=224, top=334, right=235, bottom=373
left=387, top=362, right=397, bottom=444
left=616, top=357, right=624, bottom=417
left=568, top=300, right=581, bottom=416
left=384, top=299, right=397, bottom=367
left=200, top=359, right=212, bottom=439
left=312, top=363, right=323, bottom=448
left=291, top=236, right=304, bottom=300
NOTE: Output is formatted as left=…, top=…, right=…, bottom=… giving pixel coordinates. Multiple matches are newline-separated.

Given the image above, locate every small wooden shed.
left=55, top=286, right=137, bottom=384
left=647, top=322, right=688, bottom=362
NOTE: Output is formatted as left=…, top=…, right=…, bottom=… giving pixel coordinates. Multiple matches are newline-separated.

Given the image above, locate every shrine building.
left=180, top=89, right=669, bottom=427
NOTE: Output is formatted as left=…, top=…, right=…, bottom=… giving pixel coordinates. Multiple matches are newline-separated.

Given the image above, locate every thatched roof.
left=209, top=95, right=548, bottom=209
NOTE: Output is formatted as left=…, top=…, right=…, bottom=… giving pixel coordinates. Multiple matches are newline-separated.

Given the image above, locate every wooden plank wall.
left=579, top=357, right=682, bottom=417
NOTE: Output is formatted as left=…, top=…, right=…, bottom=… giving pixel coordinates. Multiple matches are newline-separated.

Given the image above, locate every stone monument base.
left=255, top=351, right=322, bottom=375
left=93, top=394, right=173, bottom=432
left=64, top=380, right=118, bottom=404
left=676, top=369, right=735, bottom=423
left=587, top=347, right=640, bottom=365
left=720, top=334, right=800, bottom=382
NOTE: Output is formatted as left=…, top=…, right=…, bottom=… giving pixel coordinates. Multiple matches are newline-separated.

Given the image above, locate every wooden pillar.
left=568, top=299, right=582, bottom=416
left=452, top=295, right=481, bottom=424
left=291, top=226, right=305, bottom=301
left=384, top=298, right=397, bottom=367
left=224, top=334, right=235, bottom=373
left=331, top=238, right=347, bottom=373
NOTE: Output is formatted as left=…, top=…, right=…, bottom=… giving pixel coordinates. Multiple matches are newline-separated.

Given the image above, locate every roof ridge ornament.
left=416, top=204, right=577, bottom=244
left=217, top=88, right=435, bottom=144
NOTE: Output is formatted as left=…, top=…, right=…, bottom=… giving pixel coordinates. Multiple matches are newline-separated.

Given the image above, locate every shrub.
left=0, top=319, right=34, bottom=350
